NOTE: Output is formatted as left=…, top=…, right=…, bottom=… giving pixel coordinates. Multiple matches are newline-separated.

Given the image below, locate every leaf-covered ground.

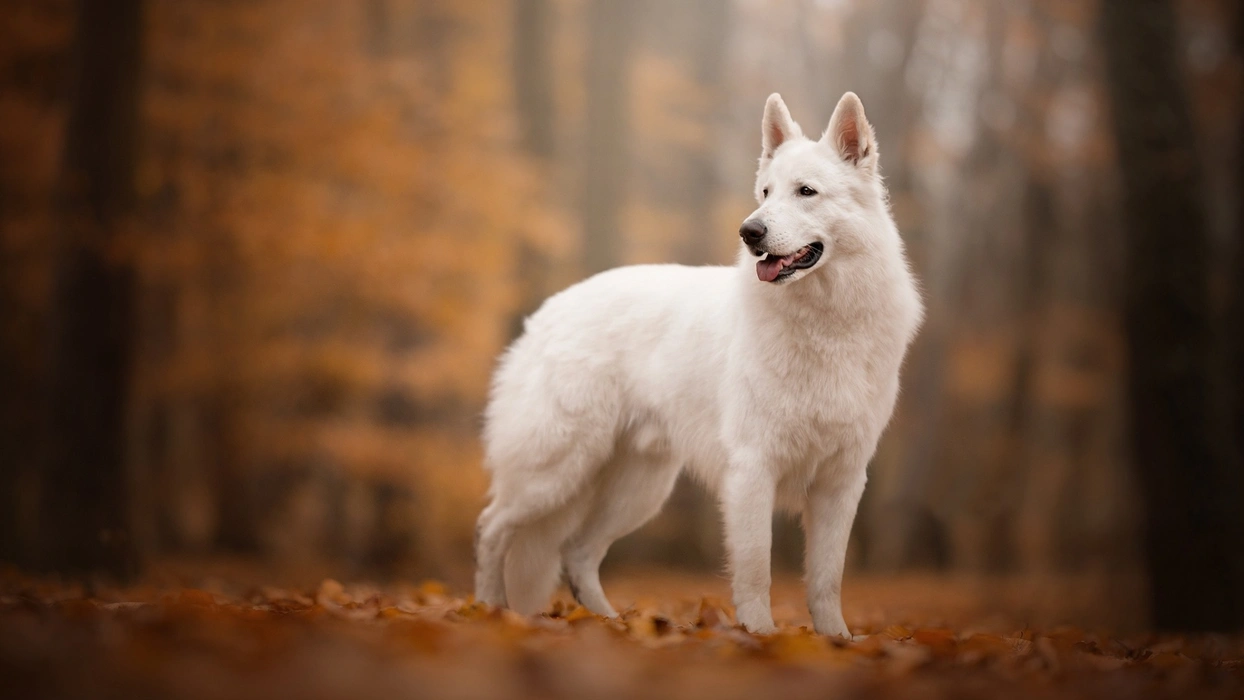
left=2, top=569, right=1241, bottom=700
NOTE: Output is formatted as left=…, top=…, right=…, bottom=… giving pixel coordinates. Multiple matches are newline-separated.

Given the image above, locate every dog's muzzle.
left=755, top=242, right=824, bottom=282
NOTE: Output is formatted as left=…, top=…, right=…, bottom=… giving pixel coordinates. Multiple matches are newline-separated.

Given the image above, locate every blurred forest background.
left=1, top=0, right=1242, bottom=630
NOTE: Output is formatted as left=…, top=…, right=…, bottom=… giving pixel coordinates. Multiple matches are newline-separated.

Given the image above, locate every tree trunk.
left=40, top=0, right=144, bottom=577
left=1100, top=0, right=1244, bottom=631
left=580, top=0, right=635, bottom=275
left=676, top=0, right=728, bottom=266
left=1221, top=0, right=1244, bottom=625
left=513, top=0, right=555, bottom=159
left=506, top=0, right=557, bottom=339
left=1233, top=2, right=1244, bottom=509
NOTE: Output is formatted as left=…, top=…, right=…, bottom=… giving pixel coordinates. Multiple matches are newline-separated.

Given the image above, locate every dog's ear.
left=761, top=93, right=802, bottom=159
left=823, top=92, right=876, bottom=168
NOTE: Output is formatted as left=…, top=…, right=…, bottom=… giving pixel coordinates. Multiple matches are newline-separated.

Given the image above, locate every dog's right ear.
left=761, top=93, right=802, bottom=159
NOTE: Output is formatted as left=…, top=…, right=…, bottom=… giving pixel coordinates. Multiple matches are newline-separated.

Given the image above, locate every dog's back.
left=484, top=263, right=735, bottom=486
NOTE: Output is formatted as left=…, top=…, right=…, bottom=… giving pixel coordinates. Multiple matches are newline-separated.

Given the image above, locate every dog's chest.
left=730, top=323, right=899, bottom=461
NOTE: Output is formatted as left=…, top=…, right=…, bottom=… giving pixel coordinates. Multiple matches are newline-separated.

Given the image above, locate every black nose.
left=739, top=219, right=767, bottom=245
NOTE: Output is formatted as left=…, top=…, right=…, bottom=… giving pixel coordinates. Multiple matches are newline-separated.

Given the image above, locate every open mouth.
left=755, top=242, right=824, bottom=283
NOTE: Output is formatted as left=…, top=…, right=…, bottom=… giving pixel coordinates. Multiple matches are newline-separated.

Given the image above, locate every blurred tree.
left=507, top=0, right=557, bottom=338
left=676, top=0, right=729, bottom=266
left=1235, top=5, right=1244, bottom=505
left=1229, top=3, right=1244, bottom=559
left=0, top=0, right=74, bottom=567
left=1220, top=0, right=1244, bottom=630
left=514, top=0, right=555, bottom=159
left=581, top=0, right=635, bottom=274
left=1101, top=0, right=1244, bottom=630
left=40, top=0, right=144, bottom=577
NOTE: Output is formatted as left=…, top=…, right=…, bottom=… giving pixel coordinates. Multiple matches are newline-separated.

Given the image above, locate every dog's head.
left=741, top=92, right=884, bottom=284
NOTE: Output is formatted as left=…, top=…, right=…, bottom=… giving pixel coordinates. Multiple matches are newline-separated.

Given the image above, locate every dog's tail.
left=502, top=503, right=586, bottom=614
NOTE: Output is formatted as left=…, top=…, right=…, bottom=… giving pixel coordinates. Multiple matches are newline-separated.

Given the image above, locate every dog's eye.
left=798, top=185, right=818, bottom=197
left=762, top=188, right=769, bottom=198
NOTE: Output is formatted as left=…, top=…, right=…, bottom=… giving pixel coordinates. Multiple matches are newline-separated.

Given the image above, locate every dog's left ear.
left=822, top=92, right=876, bottom=168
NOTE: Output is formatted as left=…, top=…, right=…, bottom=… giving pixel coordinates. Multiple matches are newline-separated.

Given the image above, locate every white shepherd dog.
left=475, top=92, right=923, bottom=636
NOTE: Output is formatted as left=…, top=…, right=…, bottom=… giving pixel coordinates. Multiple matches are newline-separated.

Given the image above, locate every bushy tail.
left=502, top=500, right=589, bottom=614
left=502, top=525, right=562, bottom=614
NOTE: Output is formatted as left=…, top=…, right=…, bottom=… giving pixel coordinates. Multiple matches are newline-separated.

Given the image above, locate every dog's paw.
left=742, top=620, right=778, bottom=635
left=813, top=619, right=851, bottom=639
left=735, top=600, right=776, bottom=634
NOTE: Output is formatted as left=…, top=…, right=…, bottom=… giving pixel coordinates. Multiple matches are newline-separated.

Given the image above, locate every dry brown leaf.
left=315, top=579, right=349, bottom=606
left=1147, top=652, right=1194, bottom=671
left=956, top=633, right=1014, bottom=664
left=881, top=625, right=913, bottom=640
left=885, top=641, right=934, bottom=675
left=176, top=589, right=218, bottom=607
left=696, top=598, right=733, bottom=630
left=911, top=627, right=957, bottom=655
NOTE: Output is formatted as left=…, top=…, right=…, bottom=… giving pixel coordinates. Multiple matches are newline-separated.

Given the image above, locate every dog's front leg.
left=722, top=461, right=776, bottom=634
left=802, top=464, right=867, bottom=638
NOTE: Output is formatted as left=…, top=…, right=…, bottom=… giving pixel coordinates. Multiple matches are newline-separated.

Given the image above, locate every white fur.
left=475, top=92, right=923, bottom=636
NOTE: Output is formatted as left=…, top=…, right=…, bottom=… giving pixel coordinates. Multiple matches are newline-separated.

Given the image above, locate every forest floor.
left=2, top=566, right=1242, bottom=700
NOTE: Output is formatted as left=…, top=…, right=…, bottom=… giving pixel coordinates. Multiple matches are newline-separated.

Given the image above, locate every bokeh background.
left=1, top=0, right=1241, bottom=630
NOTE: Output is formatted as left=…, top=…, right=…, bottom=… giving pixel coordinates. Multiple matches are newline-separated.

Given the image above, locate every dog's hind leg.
left=561, top=454, right=681, bottom=617
left=475, top=444, right=607, bottom=609
left=474, top=499, right=517, bottom=608
left=477, top=357, right=623, bottom=611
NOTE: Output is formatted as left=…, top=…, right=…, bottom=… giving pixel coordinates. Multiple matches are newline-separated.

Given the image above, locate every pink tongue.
left=756, top=253, right=793, bottom=282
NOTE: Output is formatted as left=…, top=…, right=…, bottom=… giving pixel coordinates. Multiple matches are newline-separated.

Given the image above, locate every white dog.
left=474, top=92, right=922, bottom=636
